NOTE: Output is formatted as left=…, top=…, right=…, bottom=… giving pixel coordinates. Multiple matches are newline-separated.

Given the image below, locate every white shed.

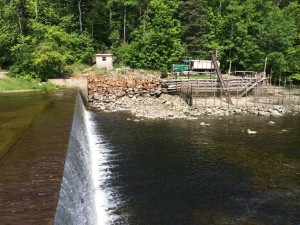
left=95, top=54, right=113, bottom=69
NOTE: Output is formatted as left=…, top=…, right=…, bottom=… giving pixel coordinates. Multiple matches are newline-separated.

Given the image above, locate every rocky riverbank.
left=88, top=74, right=300, bottom=119
left=89, top=93, right=300, bottom=119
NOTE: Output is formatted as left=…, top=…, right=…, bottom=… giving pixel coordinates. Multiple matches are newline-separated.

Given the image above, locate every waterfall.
left=54, top=93, right=109, bottom=225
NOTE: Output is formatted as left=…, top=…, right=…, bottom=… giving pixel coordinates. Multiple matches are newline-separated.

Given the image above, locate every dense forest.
left=0, top=0, right=299, bottom=80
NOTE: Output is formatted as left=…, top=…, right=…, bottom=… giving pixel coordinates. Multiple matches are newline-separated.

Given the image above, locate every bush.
left=9, top=22, right=94, bottom=80
left=288, top=73, right=300, bottom=82
left=160, top=67, right=168, bottom=78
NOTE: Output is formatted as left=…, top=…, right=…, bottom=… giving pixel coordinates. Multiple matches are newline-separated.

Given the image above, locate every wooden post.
left=282, top=78, right=286, bottom=106
left=211, top=79, right=217, bottom=107
left=265, top=84, right=268, bottom=106
left=220, top=86, right=222, bottom=107
left=236, top=89, right=239, bottom=107
left=211, top=50, right=233, bottom=105
left=298, top=88, right=300, bottom=110
left=205, top=81, right=207, bottom=108
left=254, top=81, right=256, bottom=107
left=273, top=78, right=276, bottom=105
left=228, top=83, right=230, bottom=107
left=289, top=80, right=291, bottom=106
left=245, top=84, right=248, bottom=106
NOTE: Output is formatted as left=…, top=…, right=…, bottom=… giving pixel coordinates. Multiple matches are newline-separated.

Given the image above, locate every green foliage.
left=0, top=0, right=299, bottom=78
left=288, top=73, right=300, bottom=81
left=9, top=21, right=94, bottom=80
left=115, top=0, right=185, bottom=70
left=160, top=67, right=168, bottom=78
left=204, top=0, right=300, bottom=75
left=179, top=0, right=208, bottom=58
left=0, top=76, right=58, bottom=91
left=267, top=52, right=288, bottom=78
left=1, top=0, right=94, bottom=80
left=0, top=1, right=19, bottom=67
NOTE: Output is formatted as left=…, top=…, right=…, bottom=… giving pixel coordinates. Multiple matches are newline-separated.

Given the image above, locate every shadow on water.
left=0, top=92, right=56, bottom=160
left=90, top=111, right=300, bottom=225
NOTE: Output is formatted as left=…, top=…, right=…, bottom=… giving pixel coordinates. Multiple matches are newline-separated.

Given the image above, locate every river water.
left=89, top=110, right=300, bottom=225
left=1, top=92, right=299, bottom=224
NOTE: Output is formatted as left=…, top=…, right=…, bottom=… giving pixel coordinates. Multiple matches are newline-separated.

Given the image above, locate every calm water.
left=90, top=110, right=300, bottom=225
left=0, top=90, right=76, bottom=224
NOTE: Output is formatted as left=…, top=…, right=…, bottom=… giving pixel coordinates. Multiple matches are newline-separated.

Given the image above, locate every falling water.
left=54, top=94, right=111, bottom=225
left=54, top=93, right=300, bottom=224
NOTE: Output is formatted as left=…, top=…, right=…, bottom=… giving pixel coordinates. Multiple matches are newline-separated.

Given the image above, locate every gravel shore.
left=90, top=94, right=300, bottom=119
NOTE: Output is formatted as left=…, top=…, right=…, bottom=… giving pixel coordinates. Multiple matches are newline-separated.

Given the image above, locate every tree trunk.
left=18, top=13, right=23, bottom=35
left=78, top=0, right=83, bottom=34
left=123, top=5, right=126, bottom=43
left=35, top=0, right=38, bottom=20
left=109, top=8, right=112, bottom=23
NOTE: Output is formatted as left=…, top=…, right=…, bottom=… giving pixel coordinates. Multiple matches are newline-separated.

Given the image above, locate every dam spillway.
left=0, top=91, right=113, bottom=225
left=54, top=93, right=110, bottom=224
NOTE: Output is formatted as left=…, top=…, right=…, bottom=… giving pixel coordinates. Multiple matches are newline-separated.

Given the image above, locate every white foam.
left=84, top=109, right=110, bottom=225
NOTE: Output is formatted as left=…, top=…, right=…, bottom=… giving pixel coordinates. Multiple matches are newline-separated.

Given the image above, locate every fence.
left=179, top=77, right=300, bottom=109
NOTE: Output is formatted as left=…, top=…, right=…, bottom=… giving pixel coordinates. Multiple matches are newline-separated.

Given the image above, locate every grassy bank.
left=0, top=77, right=59, bottom=91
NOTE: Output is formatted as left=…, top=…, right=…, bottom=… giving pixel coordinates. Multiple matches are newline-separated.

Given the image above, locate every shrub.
left=9, top=22, right=94, bottom=80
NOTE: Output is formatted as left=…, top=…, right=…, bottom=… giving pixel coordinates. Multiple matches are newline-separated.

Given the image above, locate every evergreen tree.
left=179, top=0, right=208, bottom=59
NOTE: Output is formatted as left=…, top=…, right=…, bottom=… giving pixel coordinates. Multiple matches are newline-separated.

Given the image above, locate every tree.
left=0, top=1, right=18, bottom=68
left=1, top=0, right=299, bottom=78
left=258, top=3, right=298, bottom=77
left=4, top=0, right=94, bottom=79
left=205, top=0, right=299, bottom=74
left=115, top=0, right=186, bottom=70
left=283, top=2, right=300, bottom=74
left=179, top=0, right=208, bottom=58
left=10, top=21, right=94, bottom=80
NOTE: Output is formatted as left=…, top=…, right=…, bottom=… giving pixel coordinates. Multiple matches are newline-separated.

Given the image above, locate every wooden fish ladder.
left=238, top=77, right=266, bottom=97
left=211, top=51, right=233, bottom=105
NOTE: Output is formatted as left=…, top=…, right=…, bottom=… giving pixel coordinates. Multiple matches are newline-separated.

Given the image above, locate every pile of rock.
left=90, top=94, right=193, bottom=119
left=88, top=74, right=162, bottom=103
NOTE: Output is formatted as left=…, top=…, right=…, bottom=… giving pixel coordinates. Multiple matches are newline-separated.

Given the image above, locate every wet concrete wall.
left=49, top=78, right=88, bottom=98
left=54, top=94, right=97, bottom=225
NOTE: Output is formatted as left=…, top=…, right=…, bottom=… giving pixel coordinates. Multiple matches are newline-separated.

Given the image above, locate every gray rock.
left=234, top=108, right=242, bottom=114
left=205, top=108, right=213, bottom=113
left=258, top=111, right=271, bottom=116
left=271, top=111, right=283, bottom=117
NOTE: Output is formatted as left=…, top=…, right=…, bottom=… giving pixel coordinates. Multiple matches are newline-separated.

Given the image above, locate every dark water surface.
left=90, top=111, right=300, bottom=225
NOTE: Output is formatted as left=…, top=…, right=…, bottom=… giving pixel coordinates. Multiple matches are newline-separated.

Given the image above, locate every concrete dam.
left=0, top=91, right=106, bottom=224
